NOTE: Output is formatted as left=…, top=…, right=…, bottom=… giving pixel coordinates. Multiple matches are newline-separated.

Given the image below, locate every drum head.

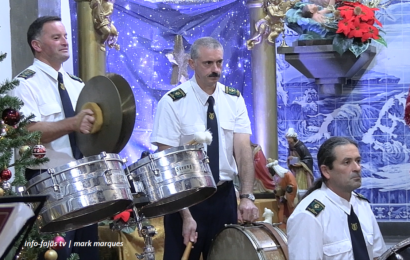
left=208, top=224, right=287, bottom=260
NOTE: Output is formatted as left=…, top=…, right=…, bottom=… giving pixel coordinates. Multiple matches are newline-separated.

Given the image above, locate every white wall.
left=61, top=0, right=73, bottom=74
left=0, top=1, right=11, bottom=82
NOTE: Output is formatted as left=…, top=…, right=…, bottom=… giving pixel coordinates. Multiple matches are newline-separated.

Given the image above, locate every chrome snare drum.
left=379, top=237, right=410, bottom=260
left=26, top=152, right=133, bottom=233
left=128, top=144, right=217, bottom=218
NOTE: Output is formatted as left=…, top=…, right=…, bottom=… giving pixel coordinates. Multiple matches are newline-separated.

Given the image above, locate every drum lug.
left=103, top=169, right=113, bottom=184
left=148, top=154, right=160, bottom=176
left=47, top=168, right=60, bottom=192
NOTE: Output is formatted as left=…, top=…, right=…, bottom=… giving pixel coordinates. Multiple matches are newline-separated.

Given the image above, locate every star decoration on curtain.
left=165, top=35, right=190, bottom=85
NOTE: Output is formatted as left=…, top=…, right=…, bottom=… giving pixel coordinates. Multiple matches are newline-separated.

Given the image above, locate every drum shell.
left=208, top=223, right=288, bottom=260
left=128, top=144, right=216, bottom=218
left=26, top=153, right=133, bottom=233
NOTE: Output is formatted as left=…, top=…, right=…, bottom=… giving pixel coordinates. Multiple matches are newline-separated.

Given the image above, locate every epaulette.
left=224, top=86, right=240, bottom=97
left=168, top=88, right=186, bottom=101
left=354, top=192, right=369, bottom=203
left=305, top=199, right=325, bottom=217
left=68, top=73, right=83, bottom=83
left=17, top=69, right=36, bottom=79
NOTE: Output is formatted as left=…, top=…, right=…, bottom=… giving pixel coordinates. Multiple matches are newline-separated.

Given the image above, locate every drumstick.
left=181, top=241, right=193, bottom=260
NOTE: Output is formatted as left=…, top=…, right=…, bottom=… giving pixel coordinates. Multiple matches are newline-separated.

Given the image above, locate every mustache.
left=209, top=72, right=220, bottom=77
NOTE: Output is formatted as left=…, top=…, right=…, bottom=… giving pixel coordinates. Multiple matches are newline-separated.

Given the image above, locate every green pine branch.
left=0, top=52, right=72, bottom=260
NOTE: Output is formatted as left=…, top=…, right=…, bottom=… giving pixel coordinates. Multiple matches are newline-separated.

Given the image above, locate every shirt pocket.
left=180, top=124, right=206, bottom=145
left=39, top=103, right=62, bottom=121
left=323, top=239, right=352, bottom=259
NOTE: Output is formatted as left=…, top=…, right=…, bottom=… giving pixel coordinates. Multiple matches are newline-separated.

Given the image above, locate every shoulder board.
left=354, top=192, right=369, bottom=203
left=168, top=88, right=186, bottom=101
left=68, top=73, right=83, bottom=83
left=305, top=199, right=325, bottom=217
left=17, top=69, right=36, bottom=79
left=224, top=86, right=240, bottom=97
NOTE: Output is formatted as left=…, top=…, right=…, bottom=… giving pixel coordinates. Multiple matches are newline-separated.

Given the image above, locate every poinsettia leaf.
left=374, top=35, right=388, bottom=47
left=333, top=34, right=353, bottom=55
left=349, top=42, right=369, bottom=57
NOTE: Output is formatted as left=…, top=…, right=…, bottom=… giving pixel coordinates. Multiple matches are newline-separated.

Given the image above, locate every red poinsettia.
left=333, top=1, right=386, bottom=57
left=336, top=2, right=381, bottom=42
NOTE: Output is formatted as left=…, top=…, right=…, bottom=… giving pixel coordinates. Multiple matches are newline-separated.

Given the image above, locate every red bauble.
left=32, top=144, right=46, bottom=158
left=52, top=235, right=66, bottom=250
left=2, top=108, right=20, bottom=126
left=0, top=169, right=12, bottom=181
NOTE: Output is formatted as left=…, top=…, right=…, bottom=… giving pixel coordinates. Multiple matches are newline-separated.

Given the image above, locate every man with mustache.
left=10, top=16, right=97, bottom=260
left=151, top=37, right=258, bottom=260
left=287, top=137, right=386, bottom=260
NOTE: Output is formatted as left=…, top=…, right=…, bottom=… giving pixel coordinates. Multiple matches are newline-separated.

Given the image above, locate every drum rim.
left=26, top=153, right=123, bottom=189
left=128, top=144, right=205, bottom=171
left=379, top=237, right=410, bottom=260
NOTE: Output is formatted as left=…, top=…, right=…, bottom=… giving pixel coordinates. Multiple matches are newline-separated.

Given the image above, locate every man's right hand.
left=75, top=109, right=95, bottom=134
left=180, top=209, right=198, bottom=246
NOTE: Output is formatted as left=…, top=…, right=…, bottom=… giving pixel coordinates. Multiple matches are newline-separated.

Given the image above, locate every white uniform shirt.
left=150, top=76, right=252, bottom=181
left=287, top=183, right=386, bottom=260
left=10, top=59, right=84, bottom=169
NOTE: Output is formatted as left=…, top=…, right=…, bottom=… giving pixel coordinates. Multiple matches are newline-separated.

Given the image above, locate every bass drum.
left=208, top=223, right=288, bottom=260
left=379, top=237, right=410, bottom=260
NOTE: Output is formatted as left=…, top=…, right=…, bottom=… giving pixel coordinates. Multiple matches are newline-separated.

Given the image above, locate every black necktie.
left=207, top=96, right=219, bottom=184
left=57, top=72, right=83, bottom=160
left=348, top=206, right=370, bottom=260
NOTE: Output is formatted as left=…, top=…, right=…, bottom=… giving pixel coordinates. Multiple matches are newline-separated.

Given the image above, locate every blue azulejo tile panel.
left=388, top=205, right=409, bottom=221
left=372, top=205, right=390, bottom=220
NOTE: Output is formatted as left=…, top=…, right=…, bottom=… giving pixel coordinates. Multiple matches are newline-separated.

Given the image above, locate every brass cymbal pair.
left=75, top=73, right=136, bottom=156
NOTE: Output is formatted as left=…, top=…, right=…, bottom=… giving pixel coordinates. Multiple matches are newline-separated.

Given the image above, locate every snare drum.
left=26, top=152, right=133, bottom=233
left=379, top=237, right=410, bottom=260
left=208, top=223, right=288, bottom=260
left=128, top=144, right=217, bottom=218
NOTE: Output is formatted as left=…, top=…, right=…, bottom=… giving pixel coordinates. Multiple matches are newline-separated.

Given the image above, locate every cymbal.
left=75, top=74, right=136, bottom=156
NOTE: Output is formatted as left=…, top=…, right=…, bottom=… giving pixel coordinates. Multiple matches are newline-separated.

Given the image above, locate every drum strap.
left=259, top=223, right=289, bottom=260
left=58, top=72, right=83, bottom=160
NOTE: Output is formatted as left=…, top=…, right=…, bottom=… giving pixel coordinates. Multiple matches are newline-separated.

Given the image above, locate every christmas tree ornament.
left=52, top=235, right=66, bottom=250
left=1, top=168, right=12, bottom=181
left=0, top=187, right=4, bottom=196
left=1, top=127, right=6, bottom=137
left=33, top=144, right=46, bottom=158
left=2, top=108, right=21, bottom=126
left=44, top=248, right=58, bottom=260
left=19, top=145, right=31, bottom=156
left=2, top=181, right=11, bottom=191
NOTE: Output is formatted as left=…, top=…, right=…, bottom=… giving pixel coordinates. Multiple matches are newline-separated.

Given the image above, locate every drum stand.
left=110, top=205, right=157, bottom=259
left=133, top=206, right=157, bottom=260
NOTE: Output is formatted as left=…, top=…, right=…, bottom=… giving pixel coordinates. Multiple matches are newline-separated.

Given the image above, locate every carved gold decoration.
left=90, top=0, right=120, bottom=51
left=247, top=0, right=299, bottom=50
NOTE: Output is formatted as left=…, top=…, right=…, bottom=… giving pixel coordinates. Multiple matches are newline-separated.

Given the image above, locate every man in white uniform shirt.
left=287, top=137, right=386, bottom=260
left=150, top=37, right=259, bottom=260
left=10, top=16, right=97, bottom=260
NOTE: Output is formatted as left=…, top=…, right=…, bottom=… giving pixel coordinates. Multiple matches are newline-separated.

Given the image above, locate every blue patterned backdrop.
left=69, top=0, right=410, bottom=221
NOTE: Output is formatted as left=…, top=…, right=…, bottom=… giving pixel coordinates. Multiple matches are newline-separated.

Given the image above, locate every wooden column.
left=75, top=0, right=106, bottom=81
left=246, top=0, right=278, bottom=160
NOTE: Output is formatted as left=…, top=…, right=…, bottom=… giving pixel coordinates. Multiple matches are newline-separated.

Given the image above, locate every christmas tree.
left=0, top=52, right=79, bottom=260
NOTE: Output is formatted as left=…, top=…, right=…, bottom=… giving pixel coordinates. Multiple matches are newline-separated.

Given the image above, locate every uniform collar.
left=322, top=182, right=352, bottom=215
left=189, top=75, right=220, bottom=106
left=33, top=58, right=65, bottom=81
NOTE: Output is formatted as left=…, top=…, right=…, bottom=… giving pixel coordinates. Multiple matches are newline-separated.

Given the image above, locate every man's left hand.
left=238, top=199, right=259, bottom=223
